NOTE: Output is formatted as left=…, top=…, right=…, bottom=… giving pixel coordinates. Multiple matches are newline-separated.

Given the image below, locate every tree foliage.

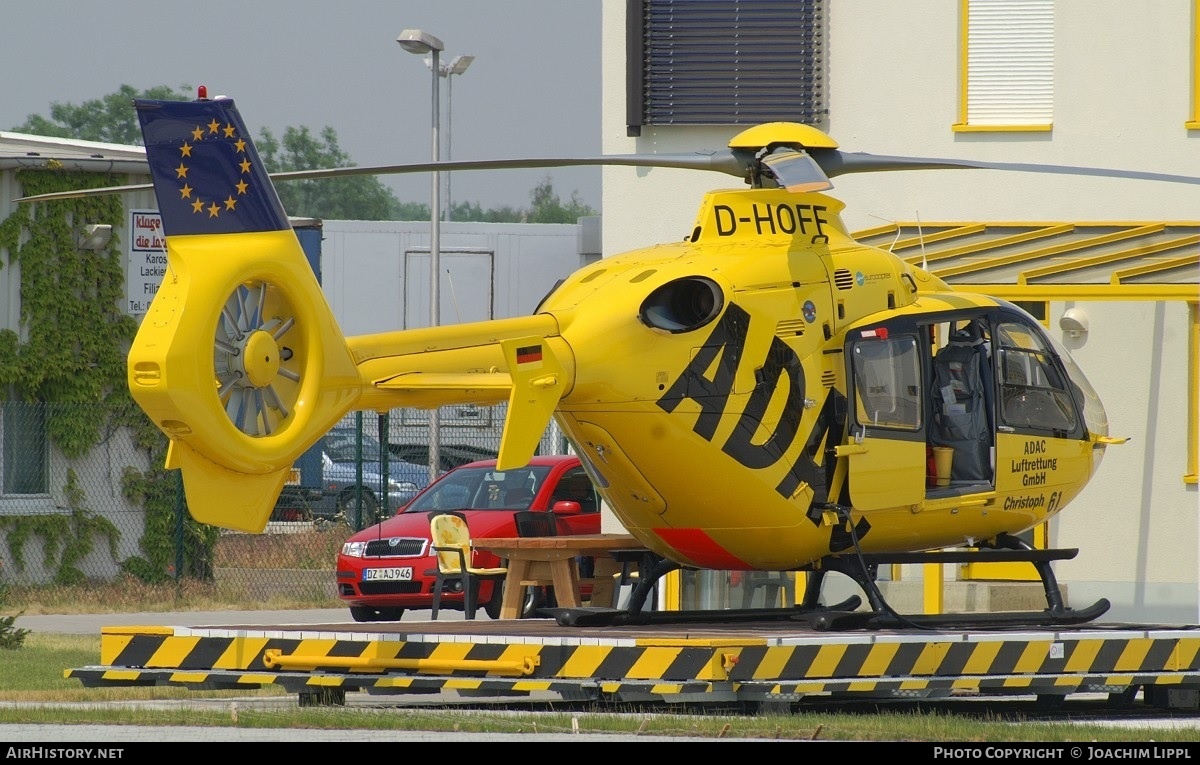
left=11, top=85, right=597, bottom=222
left=12, top=84, right=194, bottom=145
left=527, top=178, right=596, bottom=223
left=256, top=126, right=403, bottom=221
left=397, top=177, right=595, bottom=223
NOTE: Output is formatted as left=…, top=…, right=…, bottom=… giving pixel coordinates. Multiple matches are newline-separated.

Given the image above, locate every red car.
left=336, top=455, right=602, bottom=621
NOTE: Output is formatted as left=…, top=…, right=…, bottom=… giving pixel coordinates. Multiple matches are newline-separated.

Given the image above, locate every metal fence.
left=0, top=401, right=542, bottom=606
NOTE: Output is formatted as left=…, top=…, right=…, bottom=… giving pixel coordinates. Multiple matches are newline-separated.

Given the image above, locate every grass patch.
left=2, top=633, right=281, bottom=702
left=4, top=575, right=342, bottom=615
left=213, top=526, right=348, bottom=570
left=4, top=526, right=349, bottom=615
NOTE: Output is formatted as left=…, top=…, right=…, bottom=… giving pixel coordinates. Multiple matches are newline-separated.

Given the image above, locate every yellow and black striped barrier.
left=65, top=623, right=1200, bottom=706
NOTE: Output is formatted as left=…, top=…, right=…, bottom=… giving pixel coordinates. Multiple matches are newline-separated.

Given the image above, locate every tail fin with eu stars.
left=128, top=92, right=569, bottom=532
left=129, top=94, right=363, bottom=532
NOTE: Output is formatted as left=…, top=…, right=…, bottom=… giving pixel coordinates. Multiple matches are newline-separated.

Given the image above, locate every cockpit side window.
left=995, top=322, right=1078, bottom=433
left=850, top=334, right=922, bottom=431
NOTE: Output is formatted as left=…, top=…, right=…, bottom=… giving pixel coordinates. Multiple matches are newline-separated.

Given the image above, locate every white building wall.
left=319, top=218, right=589, bottom=459
left=600, top=1, right=1199, bottom=623
left=320, top=219, right=583, bottom=335
left=1051, top=300, right=1197, bottom=622
left=602, top=2, right=1200, bottom=247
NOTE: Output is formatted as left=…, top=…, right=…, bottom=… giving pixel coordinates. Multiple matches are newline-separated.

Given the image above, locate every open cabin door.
left=844, top=325, right=926, bottom=510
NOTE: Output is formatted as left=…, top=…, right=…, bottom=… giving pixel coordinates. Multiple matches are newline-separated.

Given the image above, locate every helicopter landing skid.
left=542, top=596, right=864, bottom=628
left=794, top=597, right=1112, bottom=631
left=543, top=595, right=1108, bottom=630
left=799, top=531, right=1111, bottom=630
left=872, top=597, right=1111, bottom=629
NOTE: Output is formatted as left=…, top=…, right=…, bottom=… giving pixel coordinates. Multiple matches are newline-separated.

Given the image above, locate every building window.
left=1012, top=300, right=1048, bottom=325
left=626, top=0, right=825, bottom=135
left=2, top=401, right=48, bottom=495
left=956, top=0, right=1054, bottom=131
left=1189, top=1, right=1200, bottom=129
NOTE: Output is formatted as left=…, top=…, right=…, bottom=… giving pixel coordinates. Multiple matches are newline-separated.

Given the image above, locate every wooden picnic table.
left=471, top=533, right=648, bottom=619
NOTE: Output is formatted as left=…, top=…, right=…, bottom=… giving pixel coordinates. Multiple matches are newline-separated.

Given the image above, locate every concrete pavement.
left=12, top=607, right=459, bottom=634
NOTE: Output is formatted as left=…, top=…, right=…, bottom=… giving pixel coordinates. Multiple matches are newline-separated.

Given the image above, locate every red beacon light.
left=197, top=85, right=208, bottom=100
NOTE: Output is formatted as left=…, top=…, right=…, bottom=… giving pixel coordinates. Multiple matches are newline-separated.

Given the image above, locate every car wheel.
left=337, top=490, right=380, bottom=527
left=349, top=606, right=405, bottom=622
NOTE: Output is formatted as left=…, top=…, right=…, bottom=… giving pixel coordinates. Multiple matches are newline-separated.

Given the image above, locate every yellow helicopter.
left=25, top=91, right=1200, bottom=629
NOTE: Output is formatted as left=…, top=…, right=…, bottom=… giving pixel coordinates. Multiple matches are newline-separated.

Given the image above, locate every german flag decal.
left=516, top=344, right=543, bottom=365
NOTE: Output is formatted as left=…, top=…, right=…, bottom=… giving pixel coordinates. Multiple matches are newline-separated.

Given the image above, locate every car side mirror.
left=552, top=500, right=582, bottom=516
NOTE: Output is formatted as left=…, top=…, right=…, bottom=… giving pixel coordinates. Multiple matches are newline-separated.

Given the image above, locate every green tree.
left=256, top=125, right=403, bottom=221
left=11, top=86, right=597, bottom=222
left=526, top=177, right=596, bottom=223
left=403, top=179, right=595, bottom=224
left=446, top=179, right=596, bottom=224
left=11, top=84, right=194, bottom=144
left=12, top=84, right=406, bottom=222
left=395, top=201, right=432, bottom=221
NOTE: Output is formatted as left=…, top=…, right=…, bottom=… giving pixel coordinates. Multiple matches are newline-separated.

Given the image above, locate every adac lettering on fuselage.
left=1009, top=439, right=1057, bottom=488
left=655, top=302, right=835, bottom=500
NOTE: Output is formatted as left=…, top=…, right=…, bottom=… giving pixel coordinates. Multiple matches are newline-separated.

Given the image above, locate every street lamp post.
left=397, top=28, right=445, bottom=482
left=438, top=54, right=473, bottom=221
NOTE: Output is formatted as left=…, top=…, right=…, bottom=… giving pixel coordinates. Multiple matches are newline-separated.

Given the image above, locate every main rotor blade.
left=284, top=150, right=1200, bottom=190
left=270, top=151, right=755, bottom=182
left=16, top=180, right=154, bottom=202
left=15, top=151, right=755, bottom=203
left=813, top=149, right=1200, bottom=186
left=18, top=145, right=1200, bottom=204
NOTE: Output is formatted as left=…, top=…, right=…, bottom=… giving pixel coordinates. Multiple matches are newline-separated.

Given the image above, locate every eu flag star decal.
left=135, top=97, right=290, bottom=237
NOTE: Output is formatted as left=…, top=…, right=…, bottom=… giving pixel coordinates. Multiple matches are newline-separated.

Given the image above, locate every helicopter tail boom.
left=126, top=95, right=570, bottom=532
left=359, top=319, right=572, bottom=470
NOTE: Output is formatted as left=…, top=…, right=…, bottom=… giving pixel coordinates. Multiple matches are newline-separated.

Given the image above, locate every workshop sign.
left=126, top=209, right=165, bottom=315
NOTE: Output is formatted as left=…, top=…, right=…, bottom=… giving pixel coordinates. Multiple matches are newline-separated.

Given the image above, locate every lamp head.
left=397, top=28, right=444, bottom=55
left=448, top=55, right=475, bottom=76
left=1059, top=307, right=1089, bottom=338
left=76, top=223, right=113, bottom=251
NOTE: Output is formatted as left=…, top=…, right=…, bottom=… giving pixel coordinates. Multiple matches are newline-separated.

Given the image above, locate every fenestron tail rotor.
left=127, top=229, right=364, bottom=533
left=215, top=281, right=304, bottom=437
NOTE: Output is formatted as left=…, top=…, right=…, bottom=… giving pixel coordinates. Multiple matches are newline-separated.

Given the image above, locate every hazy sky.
left=0, top=0, right=602, bottom=212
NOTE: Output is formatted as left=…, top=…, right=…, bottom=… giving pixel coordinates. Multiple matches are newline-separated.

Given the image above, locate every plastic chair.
left=427, top=510, right=507, bottom=620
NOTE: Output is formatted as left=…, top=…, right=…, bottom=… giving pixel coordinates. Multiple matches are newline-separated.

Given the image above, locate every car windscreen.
left=404, top=465, right=553, bottom=512
left=325, top=432, right=384, bottom=462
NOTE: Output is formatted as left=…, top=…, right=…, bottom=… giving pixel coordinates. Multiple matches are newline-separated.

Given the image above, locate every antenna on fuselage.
left=916, top=211, right=927, bottom=270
